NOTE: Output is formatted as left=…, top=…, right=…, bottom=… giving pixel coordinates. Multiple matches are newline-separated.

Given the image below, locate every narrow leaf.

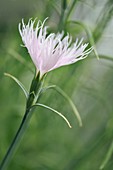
left=40, top=85, right=56, bottom=95
left=41, top=85, right=82, bottom=127
left=99, top=55, right=113, bottom=62
left=32, top=103, right=72, bottom=128
left=4, top=73, right=28, bottom=98
left=54, top=86, right=82, bottom=127
left=100, top=141, right=113, bottom=169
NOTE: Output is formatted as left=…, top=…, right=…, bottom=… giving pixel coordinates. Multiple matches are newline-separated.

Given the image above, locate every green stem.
left=64, top=0, right=78, bottom=23
left=0, top=109, right=33, bottom=170
left=0, top=73, right=44, bottom=170
left=58, top=0, right=67, bottom=31
left=93, top=0, right=113, bottom=43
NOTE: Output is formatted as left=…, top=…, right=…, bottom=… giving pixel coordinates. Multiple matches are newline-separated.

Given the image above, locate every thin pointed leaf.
left=67, top=20, right=99, bottom=59
left=99, top=55, right=113, bottom=62
left=100, top=141, right=113, bottom=169
left=4, top=73, right=28, bottom=98
left=40, top=85, right=56, bottom=95
left=54, top=86, right=82, bottom=127
left=32, top=103, right=72, bottom=128
left=41, top=85, right=82, bottom=127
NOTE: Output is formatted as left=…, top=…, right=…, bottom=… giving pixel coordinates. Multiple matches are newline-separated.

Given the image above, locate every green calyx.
left=26, top=72, right=45, bottom=110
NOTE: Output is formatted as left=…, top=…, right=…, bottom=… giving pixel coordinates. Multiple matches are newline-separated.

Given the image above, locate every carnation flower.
left=19, top=18, right=93, bottom=77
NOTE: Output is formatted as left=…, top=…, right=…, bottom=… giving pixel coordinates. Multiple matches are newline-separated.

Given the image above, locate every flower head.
left=19, top=18, right=93, bottom=77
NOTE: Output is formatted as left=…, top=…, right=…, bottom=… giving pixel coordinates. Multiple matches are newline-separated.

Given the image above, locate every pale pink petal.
left=19, top=18, right=93, bottom=77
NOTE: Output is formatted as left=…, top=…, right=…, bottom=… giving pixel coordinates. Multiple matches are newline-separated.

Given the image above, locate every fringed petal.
left=19, top=18, right=93, bottom=77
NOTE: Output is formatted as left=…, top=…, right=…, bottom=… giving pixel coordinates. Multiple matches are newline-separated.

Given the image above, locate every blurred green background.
left=0, top=0, right=113, bottom=169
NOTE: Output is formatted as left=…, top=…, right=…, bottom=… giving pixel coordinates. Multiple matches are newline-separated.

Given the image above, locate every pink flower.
left=19, top=18, right=93, bottom=77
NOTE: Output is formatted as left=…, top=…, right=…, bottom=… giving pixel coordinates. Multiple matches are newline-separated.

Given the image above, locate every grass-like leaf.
left=4, top=73, right=28, bottom=98
left=41, top=85, right=82, bottom=127
left=100, top=141, right=113, bottom=169
left=99, top=55, right=113, bottom=62
left=32, top=103, right=72, bottom=128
